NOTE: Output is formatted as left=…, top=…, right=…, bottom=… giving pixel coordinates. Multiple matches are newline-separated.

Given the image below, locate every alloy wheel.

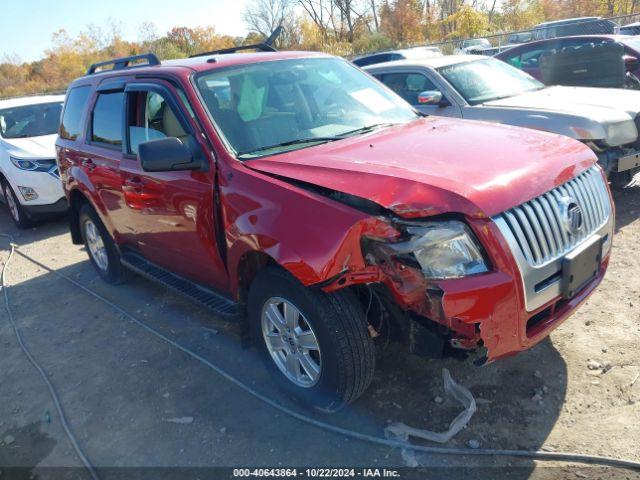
left=84, top=219, right=109, bottom=272
left=261, top=297, right=322, bottom=388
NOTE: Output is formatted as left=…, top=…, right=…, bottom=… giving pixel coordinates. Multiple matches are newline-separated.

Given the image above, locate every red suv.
left=57, top=48, right=614, bottom=411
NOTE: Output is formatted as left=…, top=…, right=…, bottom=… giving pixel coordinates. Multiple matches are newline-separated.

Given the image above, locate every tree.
left=379, top=0, right=425, bottom=45
left=243, top=0, right=299, bottom=46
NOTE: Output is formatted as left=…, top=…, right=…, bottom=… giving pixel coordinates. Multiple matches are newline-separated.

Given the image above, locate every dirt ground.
left=0, top=184, right=639, bottom=480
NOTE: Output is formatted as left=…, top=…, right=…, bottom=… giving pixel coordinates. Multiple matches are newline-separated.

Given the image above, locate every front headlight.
left=378, top=221, right=488, bottom=280
left=605, top=121, right=637, bottom=147
left=10, top=157, right=57, bottom=172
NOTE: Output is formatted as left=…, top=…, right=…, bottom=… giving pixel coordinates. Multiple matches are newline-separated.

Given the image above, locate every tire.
left=2, top=180, right=33, bottom=229
left=249, top=267, right=375, bottom=412
left=79, top=203, right=128, bottom=284
left=609, top=170, right=631, bottom=191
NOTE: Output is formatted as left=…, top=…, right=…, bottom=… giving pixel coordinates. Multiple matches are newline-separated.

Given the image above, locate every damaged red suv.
left=57, top=48, right=614, bottom=411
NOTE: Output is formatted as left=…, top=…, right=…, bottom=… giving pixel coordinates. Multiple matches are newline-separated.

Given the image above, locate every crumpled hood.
left=246, top=117, right=597, bottom=219
left=1, top=134, right=58, bottom=159
left=484, top=86, right=640, bottom=124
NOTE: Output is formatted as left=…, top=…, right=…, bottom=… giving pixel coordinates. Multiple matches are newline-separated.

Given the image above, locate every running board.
left=121, top=252, right=240, bottom=321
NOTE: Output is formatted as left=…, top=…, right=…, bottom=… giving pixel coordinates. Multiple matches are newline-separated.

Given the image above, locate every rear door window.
left=60, top=86, right=91, bottom=140
left=91, top=92, right=124, bottom=147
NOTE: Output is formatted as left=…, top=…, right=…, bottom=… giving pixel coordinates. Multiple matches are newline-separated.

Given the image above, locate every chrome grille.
left=497, top=166, right=611, bottom=267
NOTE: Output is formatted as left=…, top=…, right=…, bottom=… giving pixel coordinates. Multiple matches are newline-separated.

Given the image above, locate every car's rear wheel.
left=249, top=267, right=375, bottom=412
left=2, top=180, right=32, bottom=229
left=79, top=204, right=128, bottom=284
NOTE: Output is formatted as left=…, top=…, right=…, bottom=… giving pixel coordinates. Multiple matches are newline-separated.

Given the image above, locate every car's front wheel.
left=79, top=204, right=128, bottom=284
left=249, top=267, right=375, bottom=412
left=2, top=180, right=32, bottom=229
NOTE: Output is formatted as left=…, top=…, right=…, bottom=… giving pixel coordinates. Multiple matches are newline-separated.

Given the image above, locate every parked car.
left=352, top=46, right=442, bottom=67
left=0, top=95, right=66, bottom=228
left=465, top=44, right=518, bottom=56
left=496, top=35, right=640, bottom=88
left=508, top=31, right=533, bottom=44
left=620, top=22, right=640, bottom=36
left=58, top=50, right=613, bottom=411
left=532, top=17, right=617, bottom=41
left=365, top=55, right=640, bottom=188
left=456, top=38, right=491, bottom=54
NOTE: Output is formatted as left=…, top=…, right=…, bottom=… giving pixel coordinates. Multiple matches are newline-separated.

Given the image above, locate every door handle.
left=81, top=158, right=96, bottom=172
left=123, top=176, right=145, bottom=194
left=124, top=176, right=143, bottom=188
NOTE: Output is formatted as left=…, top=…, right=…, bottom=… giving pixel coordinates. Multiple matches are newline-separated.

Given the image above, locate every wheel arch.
left=234, top=249, right=279, bottom=305
left=68, top=188, right=90, bottom=244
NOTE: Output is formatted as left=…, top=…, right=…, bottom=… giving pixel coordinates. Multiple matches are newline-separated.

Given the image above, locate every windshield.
left=195, top=57, right=418, bottom=158
left=0, top=102, right=63, bottom=139
left=438, top=58, right=544, bottom=105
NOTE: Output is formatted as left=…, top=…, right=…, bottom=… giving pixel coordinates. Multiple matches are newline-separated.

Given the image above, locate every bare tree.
left=243, top=0, right=296, bottom=46
left=297, top=0, right=370, bottom=41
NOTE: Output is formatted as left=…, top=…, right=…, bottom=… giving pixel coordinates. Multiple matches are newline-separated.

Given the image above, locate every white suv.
left=0, top=95, right=66, bottom=228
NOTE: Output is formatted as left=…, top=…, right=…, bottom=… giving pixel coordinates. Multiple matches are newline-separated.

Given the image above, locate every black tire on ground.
left=609, top=170, right=632, bottom=191
left=78, top=203, right=128, bottom=284
left=2, top=180, right=33, bottom=229
left=248, top=267, right=375, bottom=412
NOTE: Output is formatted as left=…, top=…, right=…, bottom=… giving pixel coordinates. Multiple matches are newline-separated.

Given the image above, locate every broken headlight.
left=604, top=121, right=637, bottom=147
left=376, top=221, right=488, bottom=280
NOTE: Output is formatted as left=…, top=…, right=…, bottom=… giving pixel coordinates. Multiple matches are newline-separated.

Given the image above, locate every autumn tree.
left=379, top=0, right=425, bottom=45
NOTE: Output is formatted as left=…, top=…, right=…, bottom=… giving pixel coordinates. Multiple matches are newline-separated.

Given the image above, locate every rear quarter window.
left=60, top=86, right=91, bottom=140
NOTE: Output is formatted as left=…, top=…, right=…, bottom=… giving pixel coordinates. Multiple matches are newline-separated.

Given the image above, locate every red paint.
left=57, top=51, right=611, bottom=361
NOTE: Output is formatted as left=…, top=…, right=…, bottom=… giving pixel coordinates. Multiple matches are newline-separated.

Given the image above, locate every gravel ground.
left=0, top=184, right=639, bottom=480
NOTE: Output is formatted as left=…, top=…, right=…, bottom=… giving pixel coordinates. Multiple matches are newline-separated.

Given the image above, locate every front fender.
left=222, top=165, right=397, bottom=297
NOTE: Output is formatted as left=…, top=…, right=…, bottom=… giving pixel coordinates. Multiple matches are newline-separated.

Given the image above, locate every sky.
left=0, top=0, right=249, bottom=62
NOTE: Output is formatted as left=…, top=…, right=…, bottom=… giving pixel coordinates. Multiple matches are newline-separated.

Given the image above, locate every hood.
left=484, top=86, right=640, bottom=123
left=246, top=117, right=596, bottom=219
left=1, top=134, right=58, bottom=159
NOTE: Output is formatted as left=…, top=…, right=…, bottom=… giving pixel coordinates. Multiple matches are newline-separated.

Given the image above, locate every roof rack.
left=190, top=26, right=282, bottom=58
left=86, top=53, right=160, bottom=75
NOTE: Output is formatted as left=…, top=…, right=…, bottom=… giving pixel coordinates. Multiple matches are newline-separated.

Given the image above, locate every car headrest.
left=162, top=106, right=187, bottom=139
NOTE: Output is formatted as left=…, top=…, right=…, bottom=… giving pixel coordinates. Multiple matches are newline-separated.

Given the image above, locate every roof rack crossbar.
left=189, top=25, right=283, bottom=58
left=86, top=53, right=160, bottom=75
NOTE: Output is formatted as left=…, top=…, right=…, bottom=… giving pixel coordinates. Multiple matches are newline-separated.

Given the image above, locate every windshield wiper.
left=237, top=137, right=342, bottom=158
left=236, top=123, right=400, bottom=159
left=335, top=122, right=399, bottom=138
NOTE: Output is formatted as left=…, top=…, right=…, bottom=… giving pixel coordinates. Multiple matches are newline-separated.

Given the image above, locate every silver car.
left=365, top=55, right=640, bottom=188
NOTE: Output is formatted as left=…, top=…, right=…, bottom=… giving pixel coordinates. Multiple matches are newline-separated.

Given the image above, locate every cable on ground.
left=2, top=235, right=640, bottom=473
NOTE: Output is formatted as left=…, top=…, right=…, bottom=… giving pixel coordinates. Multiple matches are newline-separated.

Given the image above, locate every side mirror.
left=138, top=137, right=203, bottom=172
left=417, top=90, right=445, bottom=106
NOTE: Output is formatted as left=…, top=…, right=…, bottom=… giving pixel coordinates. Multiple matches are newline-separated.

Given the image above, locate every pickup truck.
left=57, top=49, right=613, bottom=411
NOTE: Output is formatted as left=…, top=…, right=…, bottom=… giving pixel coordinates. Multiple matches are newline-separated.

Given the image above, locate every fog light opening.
left=17, top=186, right=38, bottom=201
